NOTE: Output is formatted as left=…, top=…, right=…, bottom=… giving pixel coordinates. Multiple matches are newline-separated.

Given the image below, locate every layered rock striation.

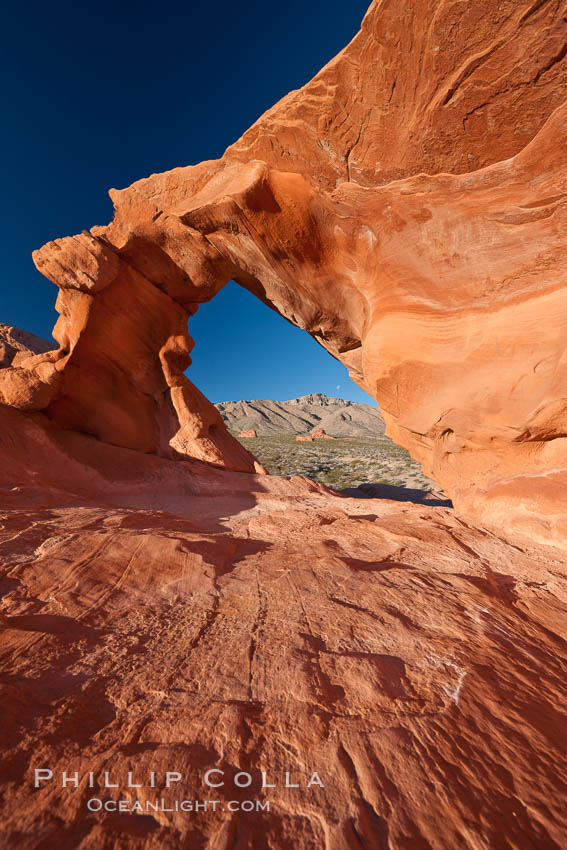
left=0, top=405, right=566, bottom=848
left=1, top=2, right=567, bottom=846
left=1, top=0, right=565, bottom=541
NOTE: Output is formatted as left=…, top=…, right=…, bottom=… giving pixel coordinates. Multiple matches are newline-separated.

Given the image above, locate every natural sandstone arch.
left=1, top=0, right=565, bottom=543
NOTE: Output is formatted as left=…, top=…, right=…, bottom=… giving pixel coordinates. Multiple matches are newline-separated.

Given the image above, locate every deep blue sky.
left=3, top=0, right=374, bottom=404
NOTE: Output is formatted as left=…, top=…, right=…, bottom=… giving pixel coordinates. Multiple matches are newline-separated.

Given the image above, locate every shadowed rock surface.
left=0, top=406, right=566, bottom=849
left=0, top=0, right=565, bottom=540
left=0, top=0, right=566, bottom=846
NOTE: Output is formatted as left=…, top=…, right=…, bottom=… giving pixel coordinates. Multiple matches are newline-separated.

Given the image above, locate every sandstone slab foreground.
left=1, top=0, right=566, bottom=847
left=1, top=410, right=567, bottom=848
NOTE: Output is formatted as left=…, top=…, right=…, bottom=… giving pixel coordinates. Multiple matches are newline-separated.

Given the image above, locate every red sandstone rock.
left=1, top=2, right=567, bottom=845
left=0, top=323, right=55, bottom=368
left=3, top=237, right=262, bottom=473
left=238, top=428, right=257, bottom=438
left=0, top=405, right=566, bottom=848
left=312, top=428, right=334, bottom=439
left=296, top=435, right=313, bottom=442
left=1, top=0, right=563, bottom=542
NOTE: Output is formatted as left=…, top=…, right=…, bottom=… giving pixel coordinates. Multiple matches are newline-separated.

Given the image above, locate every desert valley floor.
left=235, top=434, right=444, bottom=499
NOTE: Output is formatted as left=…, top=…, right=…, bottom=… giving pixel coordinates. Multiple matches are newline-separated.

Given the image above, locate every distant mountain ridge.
left=0, top=328, right=385, bottom=439
left=0, top=324, right=54, bottom=368
left=215, top=393, right=385, bottom=437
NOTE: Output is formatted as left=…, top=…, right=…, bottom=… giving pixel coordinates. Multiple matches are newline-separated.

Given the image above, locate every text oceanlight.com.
left=87, top=798, right=271, bottom=813
left=34, top=768, right=325, bottom=814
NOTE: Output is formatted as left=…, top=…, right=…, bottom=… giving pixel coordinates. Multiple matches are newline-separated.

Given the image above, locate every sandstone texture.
left=216, top=394, right=386, bottom=438
left=1, top=0, right=567, bottom=846
left=296, top=435, right=313, bottom=442
left=1, top=0, right=565, bottom=542
left=0, top=323, right=55, bottom=368
left=1, top=407, right=567, bottom=849
left=238, top=429, right=257, bottom=438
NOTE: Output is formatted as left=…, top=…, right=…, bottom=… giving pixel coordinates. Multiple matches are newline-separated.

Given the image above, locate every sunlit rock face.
left=1, top=3, right=567, bottom=847
left=1, top=6, right=565, bottom=521
left=0, top=323, right=54, bottom=368
left=1, top=405, right=567, bottom=849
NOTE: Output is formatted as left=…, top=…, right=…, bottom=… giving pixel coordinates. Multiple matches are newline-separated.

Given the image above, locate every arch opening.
left=187, top=280, right=447, bottom=503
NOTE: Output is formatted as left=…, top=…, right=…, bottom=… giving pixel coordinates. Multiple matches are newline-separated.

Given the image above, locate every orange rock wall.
left=1, top=5, right=567, bottom=846
left=1, top=404, right=566, bottom=848
left=1, top=0, right=566, bottom=542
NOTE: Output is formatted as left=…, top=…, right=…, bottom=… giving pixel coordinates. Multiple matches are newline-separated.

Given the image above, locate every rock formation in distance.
left=1, top=0, right=565, bottom=542
left=312, top=428, right=334, bottom=439
left=1, top=4, right=567, bottom=846
left=238, top=428, right=257, bottom=438
left=0, top=323, right=54, bottom=368
left=217, top=393, right=385, bottom=437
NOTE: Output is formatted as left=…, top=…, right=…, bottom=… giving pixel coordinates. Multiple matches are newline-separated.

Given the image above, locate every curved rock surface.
left=1, top=0, right=565, bottom=541
left=1, top=1, right=567, bottom=846
left=0, top=407, right=566, bottom=848
left=0, top=323, right=55, bottom=368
